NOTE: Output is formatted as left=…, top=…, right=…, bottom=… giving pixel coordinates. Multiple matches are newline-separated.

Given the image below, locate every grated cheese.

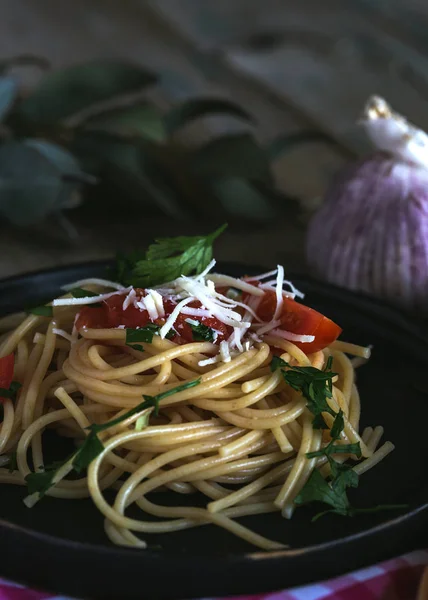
left=219, top=340, right=231, bottom=363
left=52, top=328, right=73, bottom=343
left=123, top=288, right=137, bottom=310
left=62, top=278, right=125, bottom=291
left=270, top=329, right=315, bottom=343
left=144, top=292, right=159, bottom=321
left=159, top=297, right=193, bottom=339
left=52, top=287, right=132, bottom=307
left=207, top=274, right=264, bottom=296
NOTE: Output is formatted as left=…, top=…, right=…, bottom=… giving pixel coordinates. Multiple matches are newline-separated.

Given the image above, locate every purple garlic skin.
left=306, top=151, right=428, bottom=312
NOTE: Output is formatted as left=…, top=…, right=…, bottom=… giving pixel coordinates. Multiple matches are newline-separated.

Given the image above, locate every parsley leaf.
left=25, top=458, right=73, bottom=497
left=114, top=224, right=227, bottom=287
left=126, top=324, right=161, bottom=345
left=0, top=381, right=22, bottom=401
left=28, top=305, right=53, bottom=317
left=307, top=442, right=362, bottom=460
left=271, top=358, right=337, bottom=429
left=69, top=287, right=98, bottom=298
left=295, top=469, right=350, bottom=516
left=187, top=320, right=215, bottom=342
left=72, top=431, right=104, bottom=473
left=7, top=451, right=17, bottom=473
left=126, top=324, right=174, bottom=351
left=24, top=379, right=202, bottom=497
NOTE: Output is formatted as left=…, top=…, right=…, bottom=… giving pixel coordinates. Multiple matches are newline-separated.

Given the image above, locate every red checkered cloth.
left=1, top=550, right=427, bottom=600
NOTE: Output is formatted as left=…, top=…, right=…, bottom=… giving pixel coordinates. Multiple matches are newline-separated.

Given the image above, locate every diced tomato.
left=75, top=291, right=232, bottom=344
left=243, top=287, right=342, bottom=354
left=0, top=353, right=14, bottom=403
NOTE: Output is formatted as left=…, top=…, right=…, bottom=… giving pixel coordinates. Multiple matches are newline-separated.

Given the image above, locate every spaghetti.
left=0, top=258, right=393, bottom=550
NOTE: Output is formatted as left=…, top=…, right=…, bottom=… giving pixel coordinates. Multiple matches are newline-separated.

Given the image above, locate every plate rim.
left=1, top=261, right=428, bottom=599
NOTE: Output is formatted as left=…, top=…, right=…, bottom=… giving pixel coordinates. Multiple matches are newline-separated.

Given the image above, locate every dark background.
left=1, top=0, right=427, bottom=278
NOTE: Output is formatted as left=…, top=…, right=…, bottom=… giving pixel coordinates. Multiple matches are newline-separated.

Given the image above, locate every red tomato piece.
left=0, top=353, right=15, bottom=403
left=243, top=287, right=342, bottom=354
left=75, top=292, right=232, bottom=345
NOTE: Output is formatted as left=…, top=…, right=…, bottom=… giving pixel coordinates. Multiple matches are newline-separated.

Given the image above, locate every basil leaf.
left=28, top=305, right=53, bottom=317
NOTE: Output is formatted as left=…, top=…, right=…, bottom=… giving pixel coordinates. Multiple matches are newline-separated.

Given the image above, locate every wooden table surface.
left=1, top=0, right=427, bottom=280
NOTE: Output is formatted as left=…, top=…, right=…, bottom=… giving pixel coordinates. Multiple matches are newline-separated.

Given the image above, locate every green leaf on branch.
left=190, top=133, right=272, bottom=184
left=210, top=177, right=276, bottom=222
left=0, top=140, right=86, bottom=225
left=15, top=60, right=158, bottom=125
left=0, top=76, right=17, bottom=120
left=83, top=102, right=165, bottom=142
left=164, top=98, right=255, bottom=136
left=268, top=131, right=340, bottom=162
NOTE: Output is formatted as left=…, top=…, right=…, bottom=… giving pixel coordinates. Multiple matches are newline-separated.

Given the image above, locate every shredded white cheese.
left=123, top=288, right=137, bottom=310
left=219, top=340, right=231, bottom=363
left=207, top=274, right=264, bottom=296
left=273, top=264, right=285, bottom=320
left=159, top=297, right=193, bottom=339
left=62, top=278, right=125, bottom=291
left=52, top=287, right=132, bottom=307
left=52, top=328, right=73, bottom=342
left=144, top=292, right=159, bottom=321
left=270, top=329, right=315, bottom=343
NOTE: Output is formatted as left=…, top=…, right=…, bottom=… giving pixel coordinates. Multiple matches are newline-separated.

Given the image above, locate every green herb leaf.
left=28, top=305, right=53, bottom=317
left=126, top=324, right=161, bottom=345
left=135, top=413, right=150, bottom=431
left=88, top=378, right=201, bottom=436
left=294, top=469, right=350, bottom=515
left=0, top=381, right=22, bottom=401
left=7, top=451, right=17, bottom=473
left=271, top=359, right=337, bottom=429
left=164, top=98, right=255, bottom=136
left=69, top=287, right=98, bottom=298
left=115, top=224, right=227, bottom=287
left=128, top=344, right=144, bottom=352
left=307, top=442, right=362, bottom=460
left=24, top=458, right=70, bottom=497
left=351, top=504, right=408, bottom=516
left=72, top=431, right=104, bottom=473
left=25, top=379, right=201, bottom=499
left=270, top=355, right=287, bottom=372
left=25, top=469, right=57, bottom=497
left=187, top=320, right=215, bottom=342
left=330, top=410, right=345, bottom=440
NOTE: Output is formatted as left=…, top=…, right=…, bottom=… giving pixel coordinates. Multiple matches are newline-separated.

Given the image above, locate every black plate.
left=1, top=261, right=428, bottom=600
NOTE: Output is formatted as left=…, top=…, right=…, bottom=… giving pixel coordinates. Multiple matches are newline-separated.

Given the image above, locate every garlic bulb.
left=307, top=96, right=428, bottom=312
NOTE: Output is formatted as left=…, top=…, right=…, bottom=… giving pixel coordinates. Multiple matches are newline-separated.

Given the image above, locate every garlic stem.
left=362, top=95, right=428, bottom=169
